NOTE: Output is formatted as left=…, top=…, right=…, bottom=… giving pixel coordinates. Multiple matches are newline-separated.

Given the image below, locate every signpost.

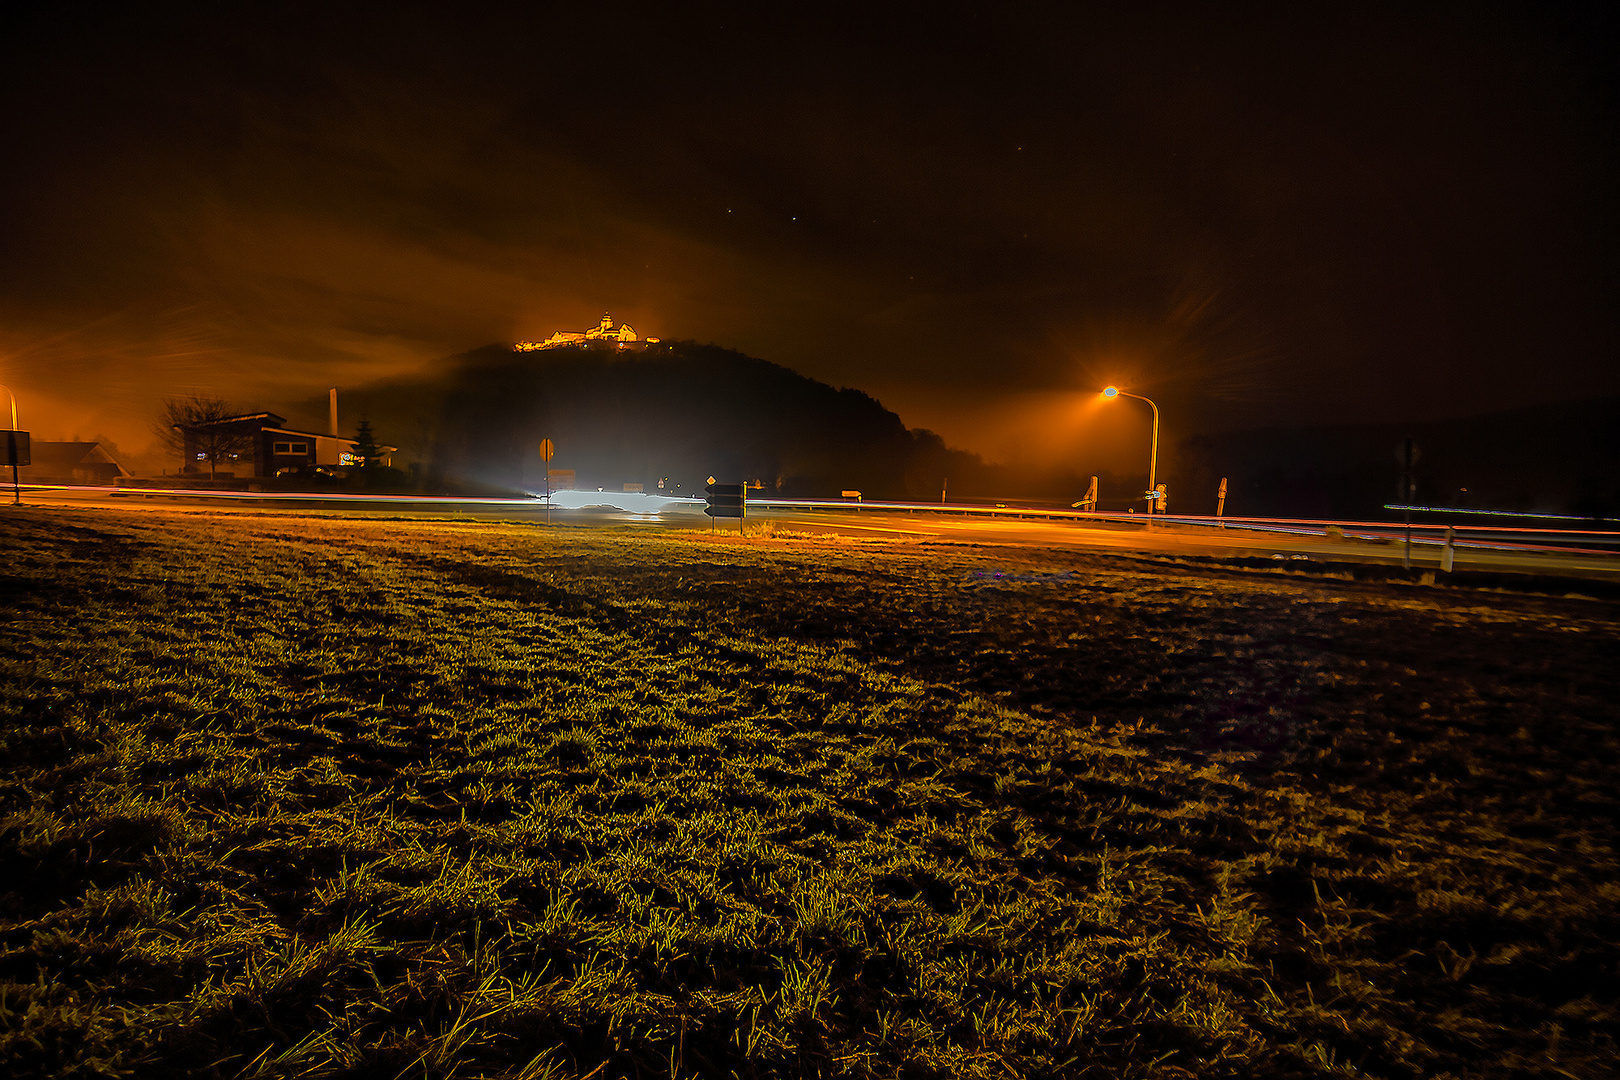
left=539, top=438, right=555, bottom=525
left=705, top=477, right=745, bottom=532
left=3, top=430, right=28, bottom=506
left=1216, top=477, right=1228, bottom=523
left=2, top=385, right=22, bottom=507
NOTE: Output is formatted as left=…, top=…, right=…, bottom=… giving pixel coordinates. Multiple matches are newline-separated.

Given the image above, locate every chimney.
left=329, top=388, right=338, bottom=437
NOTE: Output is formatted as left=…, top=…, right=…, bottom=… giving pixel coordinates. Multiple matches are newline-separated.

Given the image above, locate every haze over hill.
left=302, top=341, right=1108, bottom=502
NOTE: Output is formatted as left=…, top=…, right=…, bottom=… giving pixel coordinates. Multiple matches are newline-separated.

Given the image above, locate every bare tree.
left=155, top=396, right=254, bottom=479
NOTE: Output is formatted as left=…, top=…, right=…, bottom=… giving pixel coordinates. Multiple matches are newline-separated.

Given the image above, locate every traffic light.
left=705, top=481, right=746, bottom=519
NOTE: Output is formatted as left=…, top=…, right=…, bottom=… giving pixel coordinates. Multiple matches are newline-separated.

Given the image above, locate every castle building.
left=515, top=313, right=659, bottom=351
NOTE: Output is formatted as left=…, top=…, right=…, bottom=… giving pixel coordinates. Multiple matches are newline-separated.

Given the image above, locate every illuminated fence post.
left=1401, top=438, right=1416, bottom=569
left=1073, top=476, right=1098, bottom=512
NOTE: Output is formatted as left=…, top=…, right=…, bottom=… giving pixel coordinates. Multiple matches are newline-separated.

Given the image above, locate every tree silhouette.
left=155, top=396, right=253, bottom=480
left=350, top=420, right=383, bottom=469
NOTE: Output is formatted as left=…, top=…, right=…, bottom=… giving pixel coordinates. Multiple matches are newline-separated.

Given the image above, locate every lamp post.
left=1102, top=386, right=1160, bottom=515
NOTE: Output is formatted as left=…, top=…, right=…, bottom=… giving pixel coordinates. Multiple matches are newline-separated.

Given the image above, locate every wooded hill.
left=297, top=342, right=1618, bottom=518
left=318, top=341, right=1095, bottom=502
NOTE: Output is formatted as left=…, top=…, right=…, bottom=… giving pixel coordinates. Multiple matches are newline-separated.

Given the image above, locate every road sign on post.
left=3, top=431, right=29, bottom=467
left=705, top=481, right=745, bottom=529
left=539, top=438, right=555, bottom=524
left=3, top=430, right=28, bottom=506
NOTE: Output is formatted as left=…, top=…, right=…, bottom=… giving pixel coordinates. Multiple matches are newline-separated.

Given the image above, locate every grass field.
left=1, top=508, right=1616, bottom=1079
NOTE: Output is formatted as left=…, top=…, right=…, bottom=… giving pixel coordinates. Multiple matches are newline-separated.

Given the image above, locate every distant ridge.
left=306, top=340, right=1054, bottom=500
left=286, top=344, right=1616, bottom=515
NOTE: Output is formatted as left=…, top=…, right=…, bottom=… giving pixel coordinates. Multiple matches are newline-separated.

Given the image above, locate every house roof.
left=22, top=441, right=129, bottom=475
left=203, top=412, right=287, bottom=427
left=175, top=412, right=398, bottom=453
left=262, top=427, right=396, bottom=451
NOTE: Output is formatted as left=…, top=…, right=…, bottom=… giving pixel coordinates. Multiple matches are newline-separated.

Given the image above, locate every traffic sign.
left=705, top=481, right=746, bottom=519
left=4, top=430, right=26, bottom=507
left=2, top=430, right=29, bottom=467
left=539, top=438, right=555, bottom=463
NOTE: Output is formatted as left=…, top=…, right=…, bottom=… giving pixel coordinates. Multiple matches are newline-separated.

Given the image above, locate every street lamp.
left=1102, top=385, right=1160, bottom=515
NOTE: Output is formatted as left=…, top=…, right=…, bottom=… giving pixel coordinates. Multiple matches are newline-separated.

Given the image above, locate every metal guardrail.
left=10, top=482, right=1619, bottom=557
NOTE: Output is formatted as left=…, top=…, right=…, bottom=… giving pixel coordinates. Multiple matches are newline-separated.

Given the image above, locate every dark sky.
left=1, top=1, right=1615, bottom=469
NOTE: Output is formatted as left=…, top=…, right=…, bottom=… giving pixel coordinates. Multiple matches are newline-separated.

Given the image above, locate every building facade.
left=179, top=412, right=393, bottom=477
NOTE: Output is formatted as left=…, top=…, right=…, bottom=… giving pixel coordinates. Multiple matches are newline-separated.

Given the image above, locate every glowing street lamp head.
left=1102, top=386, right=1119, bottom=398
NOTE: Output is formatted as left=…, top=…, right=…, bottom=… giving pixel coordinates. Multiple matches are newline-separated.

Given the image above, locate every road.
left=10, top=483, right=1619, bottom=581
left=735, top=507, right=1620, bottom=579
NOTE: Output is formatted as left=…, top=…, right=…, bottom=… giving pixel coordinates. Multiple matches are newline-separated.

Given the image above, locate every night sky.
left=1, top=2, right=1615, bottom=471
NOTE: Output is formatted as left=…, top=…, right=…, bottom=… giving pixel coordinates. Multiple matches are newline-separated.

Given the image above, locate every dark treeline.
left=1180, top=395, right=1620, bottom=521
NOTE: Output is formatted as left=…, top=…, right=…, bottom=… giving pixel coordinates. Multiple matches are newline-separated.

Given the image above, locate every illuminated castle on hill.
left=515, top=313, right=660, bottom=351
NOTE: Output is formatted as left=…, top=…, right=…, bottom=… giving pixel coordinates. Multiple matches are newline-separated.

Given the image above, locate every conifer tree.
left=351, top=420, right=382, bottom=469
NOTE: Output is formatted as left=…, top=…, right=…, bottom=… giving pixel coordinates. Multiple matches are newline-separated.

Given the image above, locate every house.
left=178, top=413, right=395, bottom=477
left=18, top=442, right=129, bottom=485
